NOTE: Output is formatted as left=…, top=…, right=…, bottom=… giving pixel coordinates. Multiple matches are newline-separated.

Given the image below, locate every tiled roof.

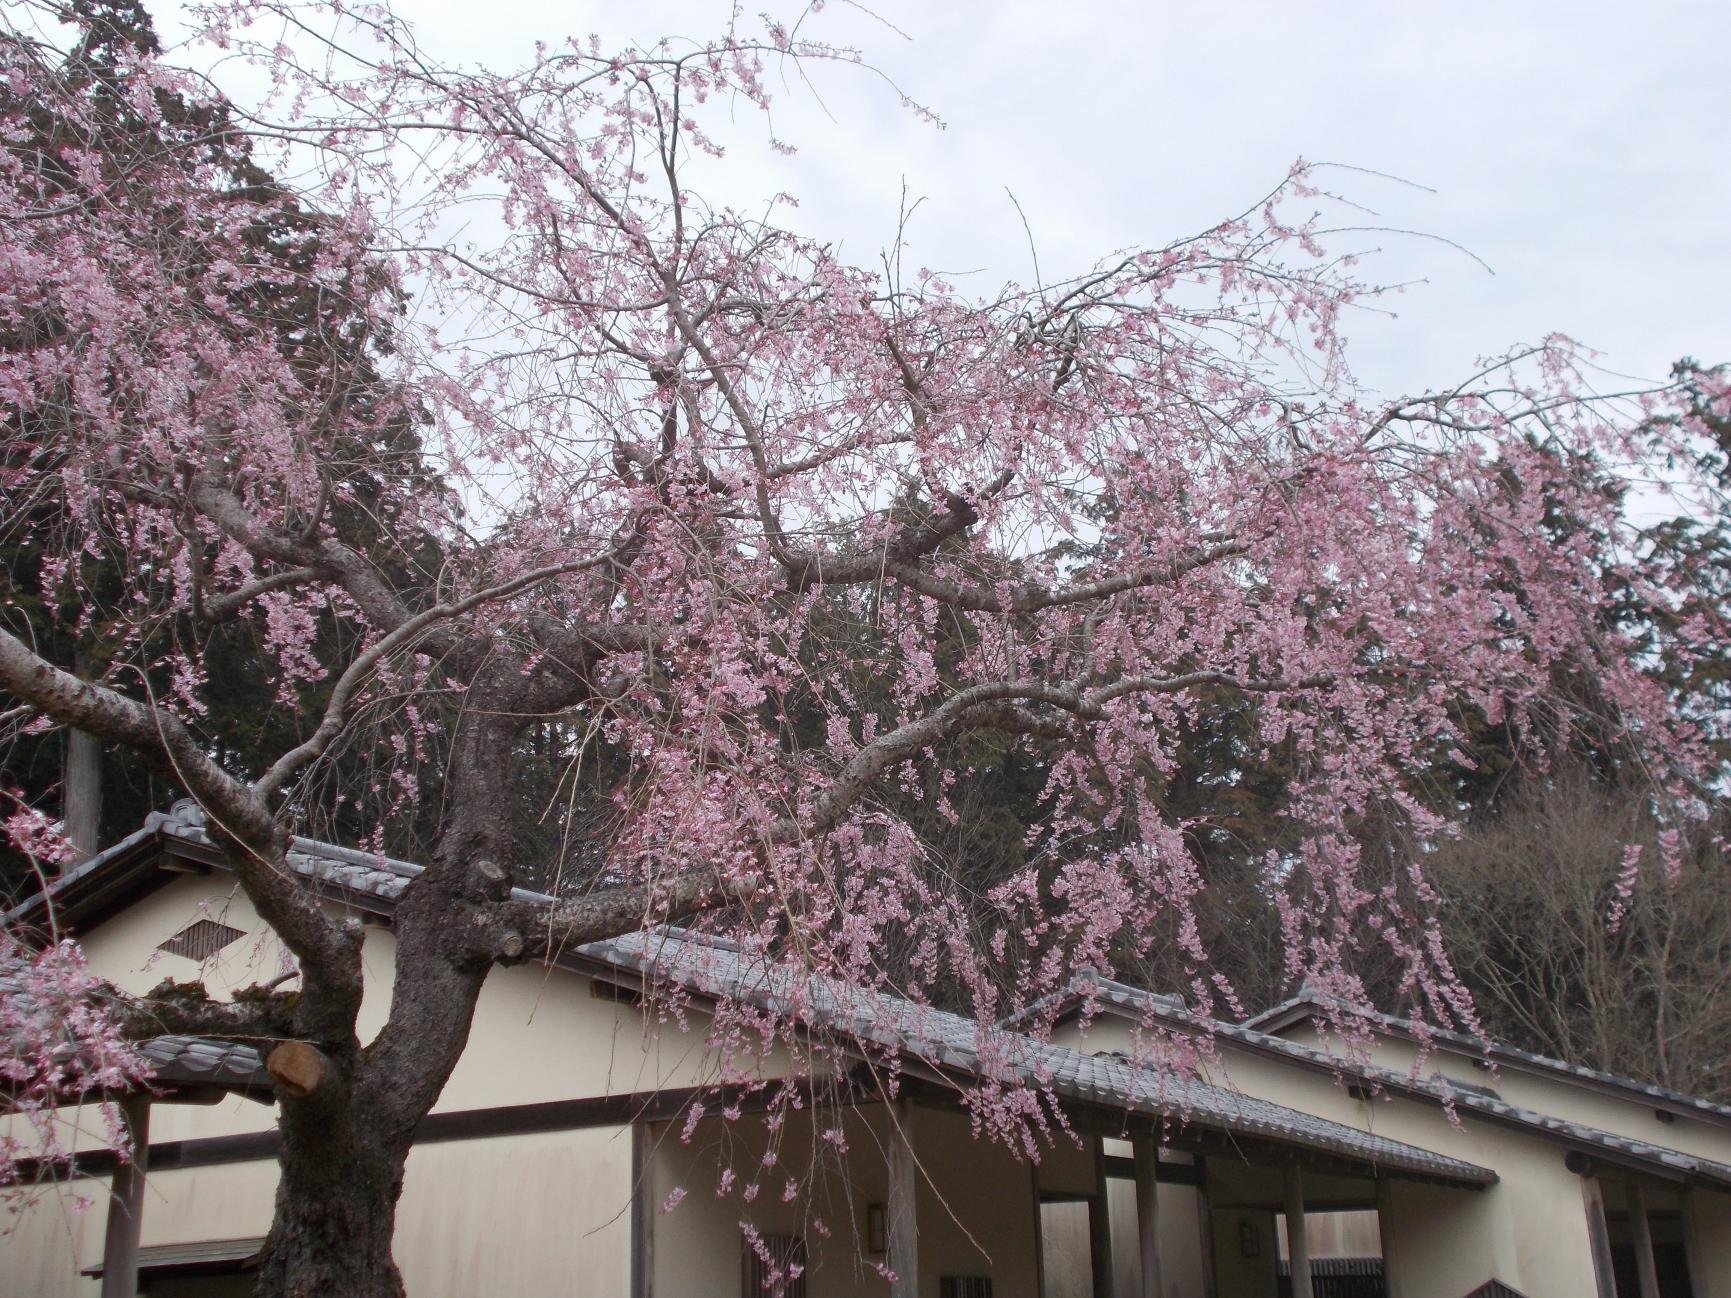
left=136, top=1035, right=270, bottom=1092
left=579, top=928, right=1497, bottom=1187
left=10, top=806, right=1500, bottom=1183
left=1243, top=989, right=1731, bottom=1128
left=0, top=955, right=269, bottom=1100
left=19, top=803, right=1717, bottom=1192
left=82, top=1237, right=265, bottom=1278
left=1057, top=972, right=1731, bottom=1193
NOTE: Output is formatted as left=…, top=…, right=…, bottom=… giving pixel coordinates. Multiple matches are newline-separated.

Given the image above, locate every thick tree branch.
left=503, top=666, right=1333, bottom=954
left=114, top=979, right=304, bottom=1043
left=785, top=536, right=1249, bottom=612
left=196, top=566, right=322, bottom=621
left=186, top=476, right=429, bottom=644
left=0, top=626, right=356, bottom=995
left=253, top=555, right=629, bottom=801
left=780, top=467, right=1018, bottom=594
left=501, top=864, right=756, bottom=958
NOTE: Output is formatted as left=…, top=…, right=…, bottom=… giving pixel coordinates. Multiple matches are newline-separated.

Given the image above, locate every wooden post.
left=1195, top=1158, right=1216, bottom=1298
left=1283, top=1165, right=1313, bottom=1298
left=887, top=1096, right=918, bottom=1298
left=631, top=1123, right=654, bottom=1298
left=100, top=1095, right=149, bottom=1298
left=1580, top=1176, right=1619, bottom=1298
left=1374, top=1180, right=1402, bottom=1298
left=63, top=647, right=102, bottom=866
left=1629, top=1182, right=1661, bottom=1298
left=1090, top=1139, right=1114, bottom=1298
left=1030, top=1160, right=1047, bottom=1297
left=1132, top=1137, right=1162, bottom=1298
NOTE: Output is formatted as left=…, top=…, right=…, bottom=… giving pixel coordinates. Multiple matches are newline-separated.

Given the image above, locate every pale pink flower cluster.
left=0, top=936, right=153, bottom=1206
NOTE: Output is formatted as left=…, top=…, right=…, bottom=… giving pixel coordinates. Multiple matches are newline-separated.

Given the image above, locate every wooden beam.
left=1101, top=1153, right=1202, bottom=1186
left=99, top=1096, right=149, bottom=1298
left=1283, top=1165, right=1313, bottom=1298
left=887, top=1096, right=918, bottom=1298
left=1133, top=1137, right=1162, bottom=1298
left=1629, top=1182, right=1661, bottom=1298
left=19, top=1076, right=866, bottom=1185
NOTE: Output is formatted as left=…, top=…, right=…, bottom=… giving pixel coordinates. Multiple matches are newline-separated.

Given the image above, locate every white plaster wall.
left=0, top=1125, right=632, bottom=1298
left=1, top=1184, right=111, bottom=1298
left=394, top=1127, right=633, bottom=1296
left=357, top=925, right=795, bottom=1111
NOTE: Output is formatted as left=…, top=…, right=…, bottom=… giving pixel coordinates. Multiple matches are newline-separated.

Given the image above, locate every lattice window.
left=157, top=919, right=245, bottom=961
left=741, top=1232, right=806, bottom=1298
left=941, top=1277, right=994, bottom=1298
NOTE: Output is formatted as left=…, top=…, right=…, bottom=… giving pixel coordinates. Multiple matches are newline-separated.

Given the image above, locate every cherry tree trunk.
left=254, top=1097, right=413, bottom=1298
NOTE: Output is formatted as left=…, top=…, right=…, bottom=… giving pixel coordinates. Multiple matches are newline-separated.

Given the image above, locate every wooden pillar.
left=631, top=1123, right=654, bottom=1298
left=1030, top=1161, right=1047, bottom=1298
left=1374, top=1180, right=1402, bottom=1298
left=1195, top=1158, right=1216, bottom=1298
left=1581, top=1176, right=1619, bottom=1298
left=1629, top=1182, right=1661, bottom=1298
left=100, top=1095, right=149, bottom=1298
left=63, top=649, right=102, bottom=867
left=887, top=1096, right=918, bottom=1298
left=1090, top=1140, right=1114, bottom=1298
left=1132, top=1137, right=1162, bottom=1298
left=1283, top=1165, right=1313, bottom=1298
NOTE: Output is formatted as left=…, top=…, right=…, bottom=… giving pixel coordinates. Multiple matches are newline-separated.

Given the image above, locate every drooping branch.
left=783, top=669, right=1333, bottom=843
left=503, top=665, right=1334, bottom=953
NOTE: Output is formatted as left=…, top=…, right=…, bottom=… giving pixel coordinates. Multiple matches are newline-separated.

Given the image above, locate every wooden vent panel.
left=158, top=919, right=246, bottom=961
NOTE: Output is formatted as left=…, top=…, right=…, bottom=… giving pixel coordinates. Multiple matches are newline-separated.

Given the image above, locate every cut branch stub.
left=266, top=1041, right=338, bottom=1101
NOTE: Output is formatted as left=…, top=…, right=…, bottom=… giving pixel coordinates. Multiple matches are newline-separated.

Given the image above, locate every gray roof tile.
left=1244, top=990, right=1731, bottom=1127
left=579, top=927, right=1496, bottom=1187
left=1062, top=972, right=1731, bottom=1193
left=27, top=803, right=1705, bottom=1191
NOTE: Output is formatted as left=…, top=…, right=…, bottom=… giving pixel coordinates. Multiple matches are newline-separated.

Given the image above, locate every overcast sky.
left=179, top=0, right=1731, bottom=400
